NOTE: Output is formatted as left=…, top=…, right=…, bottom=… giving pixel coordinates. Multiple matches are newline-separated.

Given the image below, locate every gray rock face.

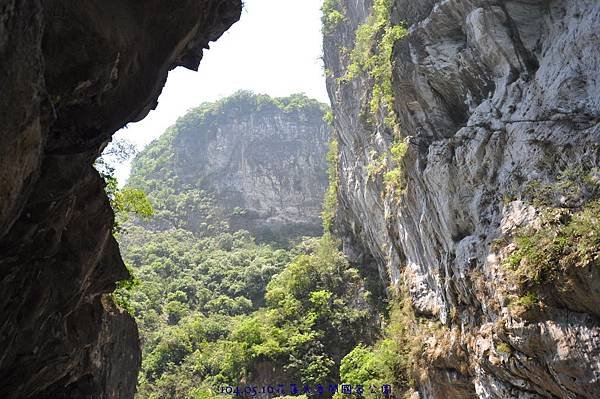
left=324, top=0, right=600, bottom=397
left=129, top=92, right=330, bottom=243
left=0, top=1, right=241, bottom=397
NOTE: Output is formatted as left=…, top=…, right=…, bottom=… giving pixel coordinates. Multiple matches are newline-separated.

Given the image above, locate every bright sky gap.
left=113, top=0, right=329, bottom=183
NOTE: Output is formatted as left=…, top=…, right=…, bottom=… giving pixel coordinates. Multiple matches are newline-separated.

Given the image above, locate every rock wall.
left=128, top=92, right=330, bottom=243
left=0, top=1, right=241, bottom=397
left=324, top=0, right=600, bottom=397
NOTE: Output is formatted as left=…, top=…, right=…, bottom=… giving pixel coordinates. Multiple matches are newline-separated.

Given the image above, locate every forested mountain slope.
left=127, top=91, right=331, bottom=244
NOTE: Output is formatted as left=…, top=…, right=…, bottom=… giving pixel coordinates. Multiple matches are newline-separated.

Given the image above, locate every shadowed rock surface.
left=324, top=0, right=600, bottom=397
left=0, top=0, right=241, bottom=397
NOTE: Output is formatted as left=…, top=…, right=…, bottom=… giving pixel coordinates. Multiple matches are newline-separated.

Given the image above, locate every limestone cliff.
left=0, top=1, right=241, bottom=397
left=128, top=91, right=330, bottom=244
left=324, top=0, right=600, bottom=397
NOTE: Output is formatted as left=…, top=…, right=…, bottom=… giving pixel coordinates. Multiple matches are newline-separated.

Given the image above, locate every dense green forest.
left=110, top=92, right=410, bottom=398
left=116, top=230, right=395, bottom=398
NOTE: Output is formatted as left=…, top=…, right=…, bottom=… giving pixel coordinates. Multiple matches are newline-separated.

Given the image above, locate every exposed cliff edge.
left=0, top=1, right=241, bottom=398
left=128, top=91, right=330, bottom=244
left=324, top=0, right=600, bottom=397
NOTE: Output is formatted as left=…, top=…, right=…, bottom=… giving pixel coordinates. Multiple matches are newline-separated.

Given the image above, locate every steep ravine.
left=324, top=0, right=600, bottom=398
left=0, top=1, right=241, bottom=398
left=115, top=93, right=343, bottom=397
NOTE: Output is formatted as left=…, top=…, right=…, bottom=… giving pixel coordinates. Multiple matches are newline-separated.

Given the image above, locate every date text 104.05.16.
left=219, top=383, right=393, bottom=396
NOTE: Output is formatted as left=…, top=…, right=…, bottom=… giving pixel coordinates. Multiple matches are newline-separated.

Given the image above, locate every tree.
left=95, top=138, right=154, bottom=233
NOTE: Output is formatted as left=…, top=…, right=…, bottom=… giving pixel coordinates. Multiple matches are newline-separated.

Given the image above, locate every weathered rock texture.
left=0, top=1, right=241, bottom=397
left=128, top=92, right=330, bottom=243
left=324, top=0, right=600, bottom=397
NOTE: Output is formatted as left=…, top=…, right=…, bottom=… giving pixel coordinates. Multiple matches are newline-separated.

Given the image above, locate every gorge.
left=1, top=0, right=600, bottom=398
left=113, top=92, right=384, bottom=398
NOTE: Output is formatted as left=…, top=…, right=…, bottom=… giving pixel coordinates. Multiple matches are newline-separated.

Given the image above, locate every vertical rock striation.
left=324, top=0, right=600, bottom=397
left=0, top=1, right=241, bottom=397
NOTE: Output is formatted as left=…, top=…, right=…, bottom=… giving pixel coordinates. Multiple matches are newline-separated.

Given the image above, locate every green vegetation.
left=108, top=92, right=392, bottom=398
left=106, top=181, right=154, bottom=232
left=323, top=140, right=340, bottom=232
left=108, top=89, right=427, bottom=398
left=257, top=235, right=375, bottom=384
left=126, top=90, right=329, bottom=245
left=120, top=228, right=292, bottom=319
left=337, top=339, right=403, bottom=399
left=321, top=0, right=346, bottom=35
left=134, top=186, right=228, bottom=236
left=118, top=227, right=292, bottom=397
left=324, top=110, right=334, bottom=126
left=365, top=139, right=408, bottom=200
left=383, top=140, right=408, bottom=197
left=508, top=292, right=539, bottom=315
left=335, top=289, right=438, bottom=399
left=504, top=200, right=600, bottom=287
left=118, top=227, right=378, bottom=398
left=389, top=141, right=407, bottom=164
left=495, top=342, right=512, bottom=355
left=382, top=169, right=403, bottom=198
left=523, top=167, right=600, bottom=208
left=95, top=138, right=154, bottom=233
left=339, top=0, right=406, bottom=130
left=502, top=166, right=600, bottom=305
left=367, top=152, right=387, bottom=181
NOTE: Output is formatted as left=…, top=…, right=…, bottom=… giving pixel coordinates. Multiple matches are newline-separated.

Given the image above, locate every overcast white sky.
left=113, top=0, right=328, bottom=182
